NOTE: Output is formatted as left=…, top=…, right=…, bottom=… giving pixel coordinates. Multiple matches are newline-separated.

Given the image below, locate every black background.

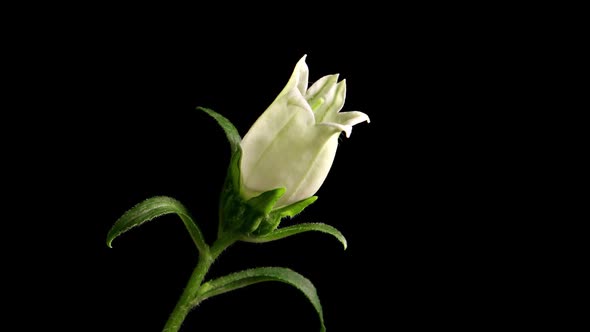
left=9, top=6, right=550, bottom=331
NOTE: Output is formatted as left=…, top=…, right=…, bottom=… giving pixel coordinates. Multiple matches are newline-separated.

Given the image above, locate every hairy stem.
left=162, top=235, right=237, bottom=332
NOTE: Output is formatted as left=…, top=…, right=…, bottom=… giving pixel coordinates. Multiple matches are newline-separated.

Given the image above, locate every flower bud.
left=240, top=55, right=369, bottom=208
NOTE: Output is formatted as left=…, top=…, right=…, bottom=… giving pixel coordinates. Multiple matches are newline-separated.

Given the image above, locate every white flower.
left=240, top=55, right=370, bottom=208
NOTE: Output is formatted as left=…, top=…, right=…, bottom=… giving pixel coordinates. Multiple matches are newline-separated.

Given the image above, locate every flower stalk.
left=162, top=234, right=238, bottom=332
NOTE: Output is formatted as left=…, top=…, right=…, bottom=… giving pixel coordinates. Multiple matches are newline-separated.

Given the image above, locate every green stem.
left=162, top=235, right=237, bottom=332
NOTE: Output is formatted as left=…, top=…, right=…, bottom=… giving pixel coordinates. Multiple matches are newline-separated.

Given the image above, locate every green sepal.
left=217, top=147, right=244, bottom=235
left=219, top=186, right=287, bottom=235
left=199, top=106, right=244, bottom=236
left=254, top=196, right=318, bottom=235
left=241, top=188, right=286, bottom=233
left=274, top=196, right=318, bottom=218
left=197, top=106, right=241, bottom=154
left=193, top=267, right=326, bottom=332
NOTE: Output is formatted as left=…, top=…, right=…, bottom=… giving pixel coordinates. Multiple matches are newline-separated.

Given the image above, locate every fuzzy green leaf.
left=244, top=222, right=347, bottom=250
left=106, top=196, right=209, bottom=255
left=194, top=267, right=326, bottom=332
left=198, top=106, right=241, bottom=154
left=199, top=107, right=246, bottom=236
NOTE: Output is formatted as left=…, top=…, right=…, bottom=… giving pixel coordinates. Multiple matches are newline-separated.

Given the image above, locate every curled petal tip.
left=343, top=126, right=352, bottom=138
left=319, top=122, right=353, bottom=138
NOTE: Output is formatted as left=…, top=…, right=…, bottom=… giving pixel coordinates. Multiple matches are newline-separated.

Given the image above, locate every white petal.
left=323, top=80, right=347, bottom=121
left=336, top=111, right=371, bottom=126
left=320, top=111, right=370, bottom=138
left=296, top=56, right=309, bottom=95
left=305, top=74, right=339, bottom=123
left=280, top=134, right=339, bottom=205
left=277, top=55, right=309, bottom=98
left=306, top=74, right=339, bottom=103
left=241, top=90, right=313, bottom=186
left=241, top=110, right=336, bottom=207
left=318, top=122, right=353, bottom=138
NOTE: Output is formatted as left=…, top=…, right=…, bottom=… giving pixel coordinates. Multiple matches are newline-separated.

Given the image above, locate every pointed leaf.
left=106, top=196, right=209, bottom=255
left=199, top=107, right=247, bottom=236
left=273, top=196, right=318, bottom=219
left=243, top=222, right=347, bottom=250
left=255, top=196, right=318, bottom=234
left=241, top=188, right=286, bottom=233
left=198, top=106, right=241, bottom=154
left=194, top=267, right=326, bottom=332
left=218, top=148, right=245, bottom=235
left=247, top=187, right=286, bottom=215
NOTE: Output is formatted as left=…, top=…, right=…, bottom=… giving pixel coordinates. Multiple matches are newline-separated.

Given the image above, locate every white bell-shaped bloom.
left=240, top=55, right=370, bottom=208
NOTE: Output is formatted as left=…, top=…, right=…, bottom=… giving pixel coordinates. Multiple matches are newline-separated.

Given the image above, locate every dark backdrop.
left=14, top=7, right=534, bottom=332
